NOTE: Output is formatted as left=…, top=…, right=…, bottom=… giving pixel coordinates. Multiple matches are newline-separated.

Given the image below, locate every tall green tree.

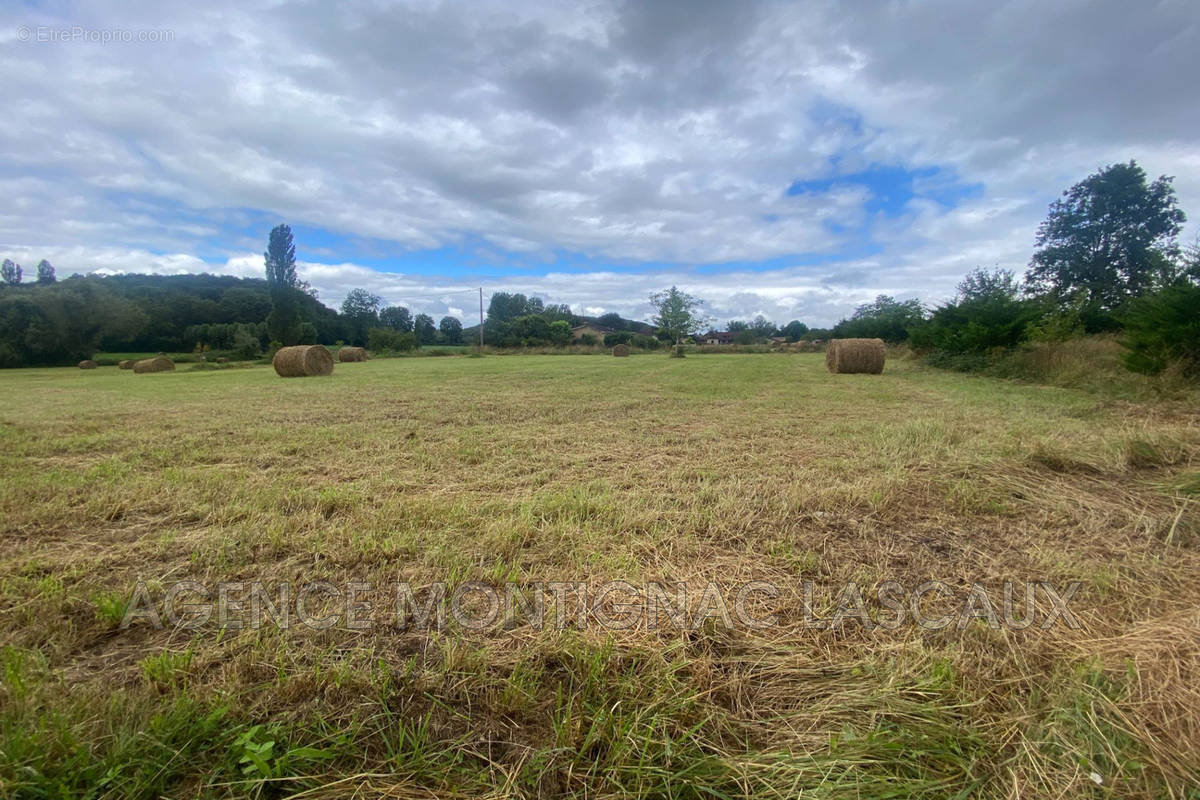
left=340, top=289, right=382, bottom=318
left=379, top=305, right=413, bottom=332
left=542, top=303, right=575, bottom=323
left=1026, top=161, right=1186, bottom=312
left=1, top=260, right=22, bottom=285
left=35, top=260, right=55, bottom=284
left=264, top=225, right=298, bottom=288
left=264, top=224, right=304, bottom=345
left=484, top=292, right=539, bottom=345
left=781, top=320, right=808, bottom=341
left=749, top=315, right=777, bottom=339
left=340, top=288, right=382, bottom=345
left=832, top=295, right=925, bottom=342
left=649, top=286, right=709, bottom=344
left=414, top=313, right=437, bottom=345
left=438, top=315, right=463, bottom=344
left=486, top=292, right=535, bottom=323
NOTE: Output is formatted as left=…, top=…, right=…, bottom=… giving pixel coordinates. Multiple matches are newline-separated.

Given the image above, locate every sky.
left=1, top=1, right=1198, bottom=327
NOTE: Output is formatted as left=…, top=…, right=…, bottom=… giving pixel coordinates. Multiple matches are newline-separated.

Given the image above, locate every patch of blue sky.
left=787, top=163, right=982, bottom=217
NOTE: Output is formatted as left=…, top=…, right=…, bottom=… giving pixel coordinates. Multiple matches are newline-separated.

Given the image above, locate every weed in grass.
left=139, top=648, right=194, bottom=687
left=92, top=590, right=127, bottom=627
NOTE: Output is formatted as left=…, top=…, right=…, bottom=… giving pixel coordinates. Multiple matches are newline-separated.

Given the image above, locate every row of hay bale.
left=79, top=346, right=354, bottom=377
left=826, top=338, right=885, bottom=374
left=276, top=345, right=374, bottom=375
left=83, top=343, right=881, bottom=377
left=80, top=357, right=176, bottom=372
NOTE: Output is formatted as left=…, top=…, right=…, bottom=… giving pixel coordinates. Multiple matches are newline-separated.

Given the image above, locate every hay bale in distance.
left=78, top=360, right=98, bottom=369
left=273, top=345, right=334, bottom=377
left=612, top=344, right=630, bottom=357
left=338, top=346, right=368, bottom=362
left=118, top=360, right=134, bottom=370
left=826, top=338, right=885, bottom=374
left=133, top=356, right=176, bottom=374
left=216, top=356, right=228, bottom=364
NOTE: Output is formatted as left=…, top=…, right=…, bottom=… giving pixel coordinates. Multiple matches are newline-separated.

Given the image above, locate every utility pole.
left=478, top=287, right=484, bottom=352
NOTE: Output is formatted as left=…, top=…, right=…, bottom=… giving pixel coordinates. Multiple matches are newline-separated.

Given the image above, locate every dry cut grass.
left=0, top=353, right=1197, bottom=798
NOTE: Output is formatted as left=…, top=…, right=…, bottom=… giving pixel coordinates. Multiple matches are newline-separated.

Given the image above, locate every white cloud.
left=0, top=0, right=1195, bottom=325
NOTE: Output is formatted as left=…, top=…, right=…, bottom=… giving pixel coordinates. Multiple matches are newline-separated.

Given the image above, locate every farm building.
left=570, top=323, right=615, bottom=342
left=702, top=331, right=737, bottom=345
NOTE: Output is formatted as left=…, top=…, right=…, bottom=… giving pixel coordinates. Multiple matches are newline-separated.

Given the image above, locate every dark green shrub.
left=367, top=327, right=417, bottom=352
left=604, top=331, right=633, bottom=347
left=1121, top=283, right=1200, bottom=376
left=909, top=269, right=1041, bottom=356
left=231, top=327, right=261, bottom=360
left=297, top=322, right=318, bottom=345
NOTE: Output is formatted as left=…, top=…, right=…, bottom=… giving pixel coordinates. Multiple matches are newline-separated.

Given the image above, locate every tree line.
left=1, top=161, right=1195, bottom=373
left=0, top=224, right=649, bottom=365
left=825, top=162, right=1199, bottom=376
left=644, top=162, right=1199, bottom=376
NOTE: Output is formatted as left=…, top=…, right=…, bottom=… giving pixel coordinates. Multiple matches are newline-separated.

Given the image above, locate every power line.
left=382, top=288, right=482, bottom=302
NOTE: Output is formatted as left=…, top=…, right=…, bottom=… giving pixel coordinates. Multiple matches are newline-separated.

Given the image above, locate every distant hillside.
left=0, top=272, right=342, bottom=366
left=0, top=271, right=661, bottom=366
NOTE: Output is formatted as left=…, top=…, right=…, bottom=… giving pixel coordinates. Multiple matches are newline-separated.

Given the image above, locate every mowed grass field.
left=1, top=353, right=1198, bottom=798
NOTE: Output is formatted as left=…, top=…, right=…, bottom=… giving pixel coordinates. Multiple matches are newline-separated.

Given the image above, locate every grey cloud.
left=0, top=0, right=1196, bottom=325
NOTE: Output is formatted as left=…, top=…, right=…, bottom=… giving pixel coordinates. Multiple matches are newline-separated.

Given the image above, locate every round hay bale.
left=826, top=338, right=885, bottom=374
left=78, top=360, right=98, bottom=369
left=338, top=346, right=368, bottom=362
left=273, top=345, right=334, bottom=377
left=612, top=344, right=630, bottom=357
left=215, top=356, right=228, bottom=364
left=133, top=356, right=176, bottom=374
left=118, top=359, right=134, bottom=370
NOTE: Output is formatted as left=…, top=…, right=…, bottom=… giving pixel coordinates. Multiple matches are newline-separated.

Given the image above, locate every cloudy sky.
left=2, top=1, right=1197, bottom=326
